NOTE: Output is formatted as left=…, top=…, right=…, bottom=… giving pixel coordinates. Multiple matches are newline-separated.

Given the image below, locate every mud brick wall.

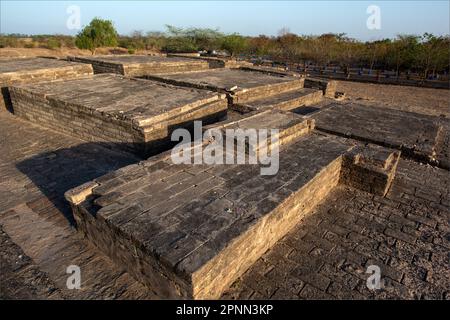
left=74, top=59, right=124, bottom=75
left=124, top=62, right=210, bottom=77
left=68, top=56, right=209, bottom=76
left=238, top=66, right=302, bottom=78
left=10, top=85, right=227, bottom=156
left=340, top=146, right=401, bottom=196
left=0, top=64, right=93, bottom=112
left=304, top=77, right=337, bottom=98
left=64, top=133, right=356, bottom=299
left=231, top=78, right=305, bottom=104
left=167, top=54, right=253, bottom=69
left=64, top=130, right=403, bottom=298
left=194, top=157, right=344, bottom=299
left=70, top=192, right=194, bottom=298
left=313, top=103, right=448, bottom=169
left=9, top=87, right=145, bottom=153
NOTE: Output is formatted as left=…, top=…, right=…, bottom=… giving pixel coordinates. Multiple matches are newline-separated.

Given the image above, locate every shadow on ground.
left=16, top=142, right=141, bottom=225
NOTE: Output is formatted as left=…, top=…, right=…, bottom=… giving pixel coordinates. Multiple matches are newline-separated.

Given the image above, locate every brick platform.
left=167, top=54, right=254, bottom=69
left=313, top=103, right=449, bottom=169
left=0, top=57, right=93, bottom=112
left=0, top=94, right=447, bottom=300
left=67, top=55, right=210, bottom=76
left=144, top=68, right=306, bottom=105
left=224, top=159, right=449, bottom=300
left=65, top=107, right=400, bottom=298
left=9, top=74, right=227, bottom=156
left=0, top=55, right=448, bottom=301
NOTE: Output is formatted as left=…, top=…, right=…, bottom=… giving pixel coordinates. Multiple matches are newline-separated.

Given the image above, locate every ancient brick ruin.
left=67, top=55, right=210, bottom=76
left=0, top=57, right=93, bottom=112
left=0, top=55, right=448, bottom=300
left=10, top=74, right=227, bottom=156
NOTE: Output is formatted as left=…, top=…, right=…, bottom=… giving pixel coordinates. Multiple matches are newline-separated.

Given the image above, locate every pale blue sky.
left=1, top=1, right=449, bottom=40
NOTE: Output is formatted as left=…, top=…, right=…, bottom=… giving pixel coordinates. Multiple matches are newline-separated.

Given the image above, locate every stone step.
left=232, top=88, right=323, bottom=113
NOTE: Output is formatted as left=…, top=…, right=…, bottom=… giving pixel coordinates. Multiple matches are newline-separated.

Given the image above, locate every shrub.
left=220, top=34, right=248, bottom=57
left=45, top=38, right=61, bottom=49
left=75, top=18, right=118, bottom=54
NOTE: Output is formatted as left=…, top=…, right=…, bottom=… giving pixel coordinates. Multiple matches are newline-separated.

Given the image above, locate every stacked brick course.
left=65, top=109, right=401, bottom=298
left=67, top=55, right=210, bottom=76
left=0, top=57, right=93, bottom=111
left=9, top=74, right=227, bottom=156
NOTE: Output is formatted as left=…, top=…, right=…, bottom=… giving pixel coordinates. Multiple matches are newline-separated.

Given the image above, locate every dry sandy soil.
left=336, top=81, right=450, bottom=117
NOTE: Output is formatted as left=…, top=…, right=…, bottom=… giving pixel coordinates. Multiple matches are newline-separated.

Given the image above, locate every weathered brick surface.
left=0, top=57, right=93, bottom=111
left=0, top=103, right=448, bottom=300
left=0, top=59, right=447, bottom=301
left=145, top=68, right=305, bottom=104
left=304, top=77, right=337, bottom=98
left=232, top=88, right=323, bottom=113
left=9, top=74, right=227, bottom=156
left=67, top=55, right=210, bottom=76
left=65, top=108, right=404, bottom=300
left=340, top=145, right=400, bottom=196
left=167, top=54, right=254, bottom=69
left=0, top=111, right=154, bottom=299
left=336, top=81, right=450, bottom=117
left=313, top=103, right=449, bottom=169
left=66, top=132, right=356, bottom=299
left=0, top=225, right=64, bottom=300
left=219, top=109, right=315, bottom=154
left=222, top=159, right=449, bottom=300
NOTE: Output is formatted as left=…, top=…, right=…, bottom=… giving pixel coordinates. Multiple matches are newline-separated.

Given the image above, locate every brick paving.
left=223, top=160, right=449, bottom=299
left=0, top=104, right=449, bottom=299
left=0, top=111, right=154, bottom=299
left=336, top=81, right=450, bottom=117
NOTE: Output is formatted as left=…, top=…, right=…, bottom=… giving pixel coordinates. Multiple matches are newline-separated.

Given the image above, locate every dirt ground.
left=336, top=81, right=450, bottom=118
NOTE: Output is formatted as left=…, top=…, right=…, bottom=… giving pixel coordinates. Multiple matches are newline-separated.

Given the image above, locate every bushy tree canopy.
left=220, top=34, right=248, bottom=57
left=75, top=18, right=118, bottom=54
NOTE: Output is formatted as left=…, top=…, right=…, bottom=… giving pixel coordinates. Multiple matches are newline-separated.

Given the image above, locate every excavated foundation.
left=0, top=57, right=93, bottom=112
left=9, top=74, right=227, bottom=156
left=65, top=110, right=400, bottom=299
left=67, top=55, right=210, bottom=76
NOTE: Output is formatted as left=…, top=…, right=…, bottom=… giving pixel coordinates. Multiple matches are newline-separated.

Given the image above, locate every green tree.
left=75, top=18, right=118, bottom=54
left=220, top=34, right=248, bottom=57
left=417, top=33, right=450, bottom=79
left=164, top=25, right=223, bottom=52
left=365, top=39, right=390, bottom=71
left=387, top=35, right=420, bottom=77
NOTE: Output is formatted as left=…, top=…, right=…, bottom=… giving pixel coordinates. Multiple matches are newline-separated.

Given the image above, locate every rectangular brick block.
left=0, top=57, right=93, bottom=112
left=9, top=74, right=227, bottom=156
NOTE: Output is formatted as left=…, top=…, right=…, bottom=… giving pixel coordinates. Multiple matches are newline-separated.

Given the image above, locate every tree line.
left=1, top=18, right=448, bottom=78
